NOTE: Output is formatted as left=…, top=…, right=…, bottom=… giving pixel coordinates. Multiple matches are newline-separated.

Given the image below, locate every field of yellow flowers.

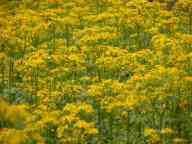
left=0, top=0, right=192, bottom=143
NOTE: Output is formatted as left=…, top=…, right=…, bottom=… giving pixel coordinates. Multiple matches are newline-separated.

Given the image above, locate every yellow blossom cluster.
left=0, top=0, right=192, bottom=144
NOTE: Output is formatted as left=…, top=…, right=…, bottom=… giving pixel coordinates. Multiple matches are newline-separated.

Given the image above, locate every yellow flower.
left=183, top=76, right=192, bottom=81
left=160, top=128, right=174, bottom=134
left=75, top=120, right=98, bottom=134
left=173, top=138, right=188, bottom=144
left=144, top=128, right=160, bottom=143
left=0, top=52, right=6, bottom=60
left=87, top=84, right=103, bottom=97
left=75, top=120, right=91, bottom=129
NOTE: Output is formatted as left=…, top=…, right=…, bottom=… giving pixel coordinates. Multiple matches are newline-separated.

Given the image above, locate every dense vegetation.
left=0, top=0, right=192, bottom=143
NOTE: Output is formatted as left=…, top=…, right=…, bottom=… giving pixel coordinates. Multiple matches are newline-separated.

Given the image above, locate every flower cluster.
left=0, top=0, right=192, bottom=143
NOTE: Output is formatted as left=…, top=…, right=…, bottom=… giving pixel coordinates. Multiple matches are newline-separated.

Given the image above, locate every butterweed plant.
left=0, top=0, right=192, bottom=144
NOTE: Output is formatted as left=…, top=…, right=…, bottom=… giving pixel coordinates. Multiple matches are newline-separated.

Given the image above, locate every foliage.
left=0, top=0, right=192, bottom=143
